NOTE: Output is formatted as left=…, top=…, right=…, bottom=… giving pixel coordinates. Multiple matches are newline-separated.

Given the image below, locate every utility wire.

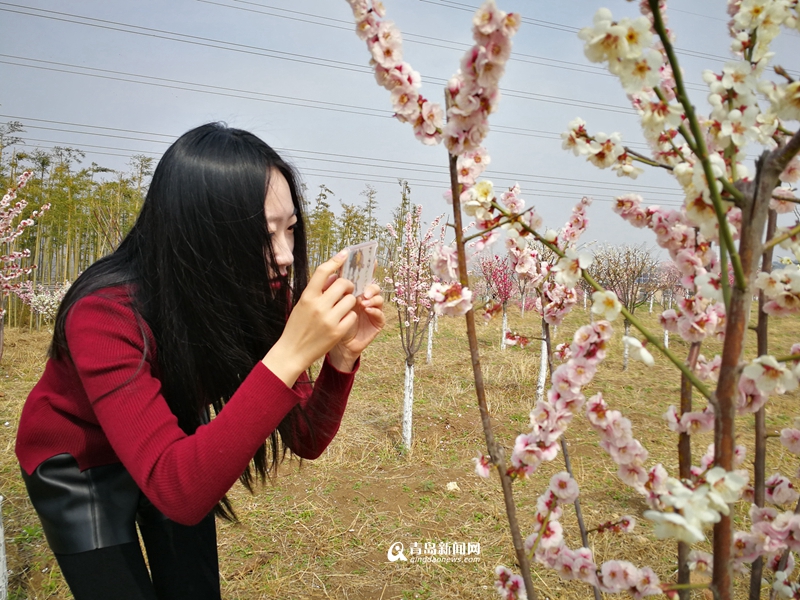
left=4, top=111, right=757, bottom=197
left=0, top=4, right=663, bottom=114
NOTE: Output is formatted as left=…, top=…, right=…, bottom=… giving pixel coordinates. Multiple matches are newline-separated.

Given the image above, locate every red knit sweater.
left=15, top=286, right=356, bottom=525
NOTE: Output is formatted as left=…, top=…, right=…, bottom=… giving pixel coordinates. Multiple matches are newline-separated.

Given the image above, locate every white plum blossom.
left=742, top=355, right=798, bottom=394
left=591, top=290, right=622, bottom=321
left=553, top=248, right=592, bottom=288
left=766, top=474, right=800, bottom=506
left=644, top=509, right=706, bottom=544
left=622, top=336, right=655, bottom=367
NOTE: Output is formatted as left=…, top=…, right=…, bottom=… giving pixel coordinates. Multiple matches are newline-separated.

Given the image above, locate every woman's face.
left=264, top=169, right=297, bottom=278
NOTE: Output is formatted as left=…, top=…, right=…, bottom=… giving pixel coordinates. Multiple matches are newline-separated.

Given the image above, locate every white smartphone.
left=338, top=240, right=378, bottom=297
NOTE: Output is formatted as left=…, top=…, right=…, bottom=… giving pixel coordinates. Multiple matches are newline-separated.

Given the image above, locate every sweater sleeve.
left=65, top=293, right=356, bottom=525
left=285, top=356, right=358, bottom=460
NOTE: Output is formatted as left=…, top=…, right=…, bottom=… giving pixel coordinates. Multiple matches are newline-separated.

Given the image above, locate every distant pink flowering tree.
left=346, top=1, right=800, bottom=599
left=478, top=254, right=514, bottom=349
left=1, top=171, right=49, bottom=360
left=385, top=206, right=445, bottom=449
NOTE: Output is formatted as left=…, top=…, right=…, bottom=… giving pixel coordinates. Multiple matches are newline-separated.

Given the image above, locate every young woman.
left=15, top=123, right=385, bottom=600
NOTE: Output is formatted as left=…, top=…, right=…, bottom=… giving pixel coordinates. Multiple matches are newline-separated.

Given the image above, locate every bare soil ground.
left=2, top=305, right=798, bottom=599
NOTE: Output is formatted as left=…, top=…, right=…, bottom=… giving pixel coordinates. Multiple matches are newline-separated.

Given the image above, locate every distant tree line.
left=1, top=120, right=422, bottom=329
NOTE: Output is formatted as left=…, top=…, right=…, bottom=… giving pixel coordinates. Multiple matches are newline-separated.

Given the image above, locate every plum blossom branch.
left=490, top=202, right=713, bottom=400
left=648, top=0, right=747, bottom=291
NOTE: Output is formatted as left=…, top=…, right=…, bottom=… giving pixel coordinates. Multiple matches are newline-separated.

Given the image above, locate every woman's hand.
left=263, top=251, right=357, bottom=387
left=327, top=283, right=385, bottom=372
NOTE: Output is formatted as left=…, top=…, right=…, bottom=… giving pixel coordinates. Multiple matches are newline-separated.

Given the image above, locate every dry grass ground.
left=1, top=305, right=799, bottom=599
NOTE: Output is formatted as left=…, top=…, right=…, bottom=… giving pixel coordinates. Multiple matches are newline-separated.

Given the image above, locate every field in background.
left=2, top=305, right=799, bottom=599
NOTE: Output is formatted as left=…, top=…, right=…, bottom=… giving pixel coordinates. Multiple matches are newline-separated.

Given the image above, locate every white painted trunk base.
left=623, top=321, right=630, bottom=371
left=402, top=362, right=414, bottom=449
left=536, top=338, right=547, bottom=404
left=501, top=306, right=508, bottom=350
left=426, top=319, right=434, bottom=364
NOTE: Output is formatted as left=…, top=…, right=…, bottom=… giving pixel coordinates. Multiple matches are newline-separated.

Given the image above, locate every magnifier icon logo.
left=387, top=541, right=407, bottom=562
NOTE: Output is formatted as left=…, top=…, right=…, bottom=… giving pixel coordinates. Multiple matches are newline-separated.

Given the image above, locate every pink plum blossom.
left=428, top=282, right=473, bottom=316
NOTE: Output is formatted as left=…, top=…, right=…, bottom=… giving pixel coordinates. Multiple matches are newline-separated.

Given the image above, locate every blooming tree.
left=1, top=171, right=49, bottom=360
left=478, top=254, right=515, bottom=349
left=345, top=0, right=800, bottom=599
left=14, top=281, right=71, bottom=325
left=588, top=244, right=660, bottom=369
left=385, top=205, right=445, bottom=449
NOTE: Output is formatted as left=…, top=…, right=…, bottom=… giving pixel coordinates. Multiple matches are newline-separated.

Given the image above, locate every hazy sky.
left=2, top=0, right=799, bottom=252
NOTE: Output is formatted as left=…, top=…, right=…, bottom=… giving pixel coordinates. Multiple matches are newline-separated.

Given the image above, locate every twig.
left=544, top=321, right=601, bottom=600
left=775, top=65, right=796, bottom=83
left=750, top=209, right=777, bottom=600
left=445, top=91, right=538, bottom=600
left=488, top=203, right=714, bottom=400
left=649, top=0, right=747, bottom=292
left=625, top=147, right=674, bottom=170
left=764, top=222, right=800, bottom=252
left=677, top=341, right=701, bottom=600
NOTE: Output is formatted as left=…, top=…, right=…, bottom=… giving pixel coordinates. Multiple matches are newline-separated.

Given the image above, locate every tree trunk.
left=426, top=319, right=434, bottom=365
left=501, top=302, right=508, bottom=350
left=402, top=359, right=414, bottom=449
left=649, top=294, right=654, bottom=313
left=677, top=342, right=701, bottom=599
left=623, top=320, right=630, bottom=371
left=663, top=328, right=669, bottom=350
left=536, top=318, right=547, bottom=404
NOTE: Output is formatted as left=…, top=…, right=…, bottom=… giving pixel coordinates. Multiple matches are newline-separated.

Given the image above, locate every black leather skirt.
left=21, top=453, right=144, bottom=555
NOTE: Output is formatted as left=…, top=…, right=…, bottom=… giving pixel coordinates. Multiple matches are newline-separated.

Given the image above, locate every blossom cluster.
left=585, top=393, right=652, bottom=494
left=733, top=503, right=800, bottom=582
left=610, top=193, right=731, bottom=353
left=756, top=266, right=800, bottom=316
left=429, top=182, right=547, bottom=318
left=461, top=181, right=543, bottom=251
left=14, top=281, right=71, bottom=322
left=444, top=1, right=520, bottom=156
left=561, top=118, right=644, bottom=179
left=344, top=0, right=444, bottom=145
left=386, top=208, right=445, bottom=325
left=479, top=254, right=514, bottom=306
left=644, top=467, right=748, bottom=545
left=508, top=321, right=611, bottom=478
left=504, top=330, right=530, bottom=349
left=1, top=171, right=49, bottom=312
left=497, top=473, right=661, bottom=598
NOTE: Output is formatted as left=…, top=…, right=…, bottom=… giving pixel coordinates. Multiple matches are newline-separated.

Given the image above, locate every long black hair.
left=51, top=123, right=310, bottom=519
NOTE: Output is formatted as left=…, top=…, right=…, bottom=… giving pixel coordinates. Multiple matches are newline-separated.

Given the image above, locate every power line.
left=0, top=5, right=645, bottom=114
left=419, top=0, right=800, bottom=76
left=17, top=137, right=684, bottom=205
left=197, top=0, right=655, bottom=83
left=1, top=113, right=562, bottom=148
left=17, top=132, right=685, bottom=199
left=1, top=55, right=650, bottom=143
left=8, top=112, right=689, bottom=205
